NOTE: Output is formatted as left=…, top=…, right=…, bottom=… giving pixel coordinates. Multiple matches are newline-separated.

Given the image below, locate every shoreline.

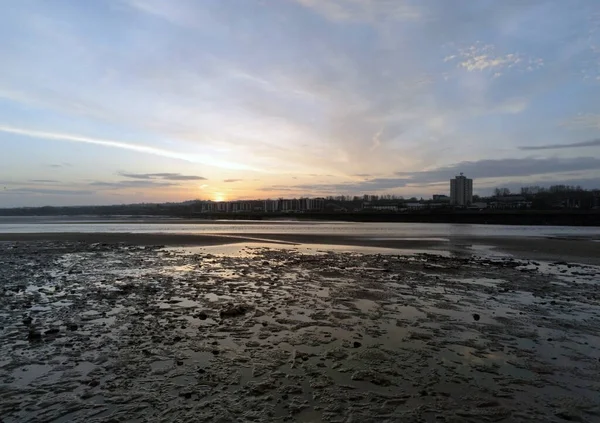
left=2, top=231, right=600, bottom=265
left=2, top=211, right=600, bottom=227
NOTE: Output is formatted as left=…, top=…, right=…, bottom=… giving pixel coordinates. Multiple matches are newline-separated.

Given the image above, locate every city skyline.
left=1, top=1, right=600, bottom=207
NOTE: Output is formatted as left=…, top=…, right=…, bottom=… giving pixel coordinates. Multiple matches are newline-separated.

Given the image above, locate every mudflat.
left=1, top=239, right=600, bottom=422
left=1, top=231, right=600, bottom=264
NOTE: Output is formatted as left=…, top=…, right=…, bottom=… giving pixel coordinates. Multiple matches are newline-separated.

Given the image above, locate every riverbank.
left=1, top=241, right=599, bottom=422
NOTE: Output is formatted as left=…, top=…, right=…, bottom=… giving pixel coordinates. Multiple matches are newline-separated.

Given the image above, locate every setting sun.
left=214, top=193, right=226, bottom=202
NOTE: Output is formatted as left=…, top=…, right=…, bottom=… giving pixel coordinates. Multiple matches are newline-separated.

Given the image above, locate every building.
left=489, top=195, right=531, bottom=210
left=450, top=173, right=473, bottom=206
left=432, top=194, right=450, bottom=202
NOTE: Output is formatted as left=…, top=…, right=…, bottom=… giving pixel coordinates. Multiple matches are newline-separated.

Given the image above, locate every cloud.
left=519, top=138, right=600, bottom=151
left=265, top=157, right=600, bottom=194
left=47, top=163, right=72, bottom=168
left=119, top=172, right=206, bottom=181
left=223, top=179, right=242, bottom=183
left=88, top=180, right=177, bottom=189
left=0, top=125, right=256, bottom=171
left=29, top=179, right=60, bottom=183
left=292, top=0, right=422, bottom=23
left=561, top=113, right=600, bottom=130
left=1, top=188, right=94, bottom=195
left=394, top=157, right=600, bottom=183
left=447, top=43, right=543, bottom=74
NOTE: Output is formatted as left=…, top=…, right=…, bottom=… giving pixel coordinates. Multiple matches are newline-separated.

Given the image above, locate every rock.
left=176, top=360, right=184, bottom=366
left=88, top=380, right=100, bottom=387
left=555, top=411, right=583, bottom=421
left=45, top=328, right=60, bottom=336
left=22, top=316, right=33, bottom=326
left=353, top=341, right=362, bottom=348
left=472, top=313, right=480, bottom=321
left=67, top=323, right=78, bottom=331
left=28, top=329, right=42, bottom=341
left=198, top=311, right=208, bottom=320
left=220, top=303, right=250, bottom=318
left=173, top=336, right=182, bottom=343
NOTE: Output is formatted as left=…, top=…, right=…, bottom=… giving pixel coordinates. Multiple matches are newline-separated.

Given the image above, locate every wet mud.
left=1, top=241, right=600, bottom=422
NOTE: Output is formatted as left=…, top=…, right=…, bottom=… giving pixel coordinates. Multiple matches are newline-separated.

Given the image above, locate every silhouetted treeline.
left=492, top=185, right=600, bottom=210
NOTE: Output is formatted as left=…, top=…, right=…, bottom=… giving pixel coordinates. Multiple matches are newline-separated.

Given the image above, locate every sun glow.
left=214, top=193, right=226, bottom=202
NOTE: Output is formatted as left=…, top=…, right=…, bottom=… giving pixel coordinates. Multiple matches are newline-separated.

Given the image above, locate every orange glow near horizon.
left=214, top=192, right=226, bottom=202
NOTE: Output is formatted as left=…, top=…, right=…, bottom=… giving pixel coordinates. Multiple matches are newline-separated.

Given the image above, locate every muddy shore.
left=1, top=239, right=600, bottom=422
left=1, top=232, right=600, bottom=265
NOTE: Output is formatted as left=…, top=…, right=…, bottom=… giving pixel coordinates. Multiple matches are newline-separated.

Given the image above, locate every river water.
left=1, top=216, right=599, bottom=239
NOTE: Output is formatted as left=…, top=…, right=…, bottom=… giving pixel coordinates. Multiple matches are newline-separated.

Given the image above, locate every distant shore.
left=2, top=210, right=600, bottom=226
left=2, top=231, right=600, bottom=265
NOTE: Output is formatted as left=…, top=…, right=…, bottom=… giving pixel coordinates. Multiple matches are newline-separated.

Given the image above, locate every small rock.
left=45, top=328, right=60, bottom=336
left=88, top=380, right=100, bottom=387
left=198, top=311, right=208, bottom=320
left=353, top=341, right=362, bottom=348
left=547, top=338, right=553, bottom=342
left=27, top=329, right=42, bottom=341
left=173, top=336, right=182, bottom=343
left=555, top=411, right=583, bottom=422
left=177, top=360, right=184, bottom=366
left=220, top=303, right=250, bottom=318
left=212, top=349, right=220, bottom=355
left=472, top=313, right=480, bottom=321
left=22, top=316, right=33, bottom=326
left=67, top=323, right=78, bottom=331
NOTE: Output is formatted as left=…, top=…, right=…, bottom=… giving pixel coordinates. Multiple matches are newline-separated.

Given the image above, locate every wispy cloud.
left=89, top=180, right=177, bottom=189
left=223, top=179, right=242, bottom=183
left=293, top=0, right=422, bottom=23
left=561, top=113, right=600, bottom=130
left=0, top=125, right=256, bottom=171
left=29, top=179, right=60, bottom=183
left=119, top=172, right=206, bottom=181
left=519, top=138, right=600, bottom=151
left=47, top=163, right=72, bottom=168
left=0, top=187, right=94, bottom=195
left=447, top=43, right=543, bottom=74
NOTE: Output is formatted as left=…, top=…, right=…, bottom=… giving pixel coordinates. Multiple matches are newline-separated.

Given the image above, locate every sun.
left=214, top=193, right=226, bottom=202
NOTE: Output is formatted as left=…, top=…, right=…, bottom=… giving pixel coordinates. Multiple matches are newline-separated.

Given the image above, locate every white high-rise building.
left=450, top=173, right=473, bottom=206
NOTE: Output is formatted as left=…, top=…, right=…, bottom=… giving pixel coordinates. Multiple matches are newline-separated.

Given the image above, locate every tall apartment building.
left=450, top=173, right=473, bottom=206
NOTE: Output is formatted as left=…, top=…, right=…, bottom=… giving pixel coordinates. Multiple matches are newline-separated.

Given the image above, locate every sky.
left=1, top=0, right=600, bottom=207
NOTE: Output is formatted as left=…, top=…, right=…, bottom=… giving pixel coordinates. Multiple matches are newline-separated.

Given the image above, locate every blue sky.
left=1, top=0, right=599, bottom=206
